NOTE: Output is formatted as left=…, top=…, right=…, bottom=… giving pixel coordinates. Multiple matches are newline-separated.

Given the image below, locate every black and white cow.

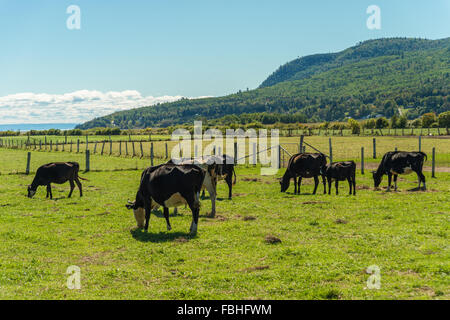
left=372, top=151, right=427, bottom=191
left=280, top=153, right=327, bottom=194
left=126, top=163, right=205, bottom=234
left=167, top=157, right=219, bottom=217
left=27, top=162, right=87, bottom=199
left=321, top=161, right=356, bottom=195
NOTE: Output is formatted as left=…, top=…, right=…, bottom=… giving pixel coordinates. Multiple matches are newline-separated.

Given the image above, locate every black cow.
left=280, top=153, right=327, bottom=194
left=27, top=162, right=87, bottom=199
left=126, top=163, right=205, bottom=234
left=321, top=161, right=356, bottom=195
left=372, top=151, right=427, bottom=191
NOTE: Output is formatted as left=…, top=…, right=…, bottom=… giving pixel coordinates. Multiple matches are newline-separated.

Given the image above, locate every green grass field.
left=0, top=148, right=448, bottom=299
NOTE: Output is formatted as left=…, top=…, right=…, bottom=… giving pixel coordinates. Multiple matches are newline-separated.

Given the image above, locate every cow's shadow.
left=131, top=229, right=193, bottom=243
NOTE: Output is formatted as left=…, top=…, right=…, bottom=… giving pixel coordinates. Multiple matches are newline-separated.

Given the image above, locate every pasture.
left=0, top=147, right=449, bottom=299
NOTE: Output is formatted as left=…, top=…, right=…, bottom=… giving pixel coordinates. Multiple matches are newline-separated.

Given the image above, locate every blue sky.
left=0, top=0, right=448, bottom=123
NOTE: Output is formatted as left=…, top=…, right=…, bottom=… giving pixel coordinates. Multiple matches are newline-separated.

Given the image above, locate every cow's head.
left=280, top=174, right=290, bottom=193
left=27, top=185, right=37, bottom=198
left=126, top=200, right=145, bottom=229
left=372, top=171, right=382, bottom=188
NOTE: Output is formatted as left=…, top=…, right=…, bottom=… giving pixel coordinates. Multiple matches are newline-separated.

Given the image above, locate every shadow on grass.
left=130, top=228, right=193, bottom=243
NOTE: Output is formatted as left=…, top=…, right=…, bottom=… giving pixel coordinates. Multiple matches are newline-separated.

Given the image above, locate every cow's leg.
left=201, top=189, right=206, bottom=199
left=297, top=177, right=302, bottom=194
left=327, top=178, right=332, bottom=195
left=393, top=175, right=398, bottom=191
left=173, top=207, right=178, bottom=215
left=386, top=173, right=392, bottom=192
left=312, top=176, right=319, bottom=194
left=46, top=184, right=51, bottom=198
left=204, top=176, right=216, bottom=217
left=226, top=174, right=233, bottom=199
left=352, top=176, right=356, bottom=196
left=335, top=180, right=339, bottom=195
left=183, top=192, right=200, bottom=234
left=163, top=207, right=172, bottom=231
left=48, top=184, right=53, bottom=200
left=144, top=199, right=152, bottom=232
left=75, top=177, right=83, bottom=197
left=416, top=170, right=426, bottom=190
left=347, top=177, right=352, bottom=195
left=68, top=180, right=75, bottom=198
left=322, top=174, right=327, bottom=194
left=293, top=176, right=297, bottom=194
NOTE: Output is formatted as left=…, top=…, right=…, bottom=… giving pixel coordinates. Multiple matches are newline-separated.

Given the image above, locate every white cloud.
left=0, top=90, right=208, bottom=124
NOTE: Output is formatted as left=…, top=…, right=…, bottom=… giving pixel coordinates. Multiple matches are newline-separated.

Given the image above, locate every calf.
left=372, top=151, right=427, bottom=191
left=280, top=153, right=327, bottom=194
left=321, top=161, right=356, bottom=195
left=27, top=162, right=87, bottom=199
left=126, top=163, right=205, bottom=234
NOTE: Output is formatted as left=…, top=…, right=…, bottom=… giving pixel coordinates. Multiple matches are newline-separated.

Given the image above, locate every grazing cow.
left=126, top=163, right=205, bottom=234
left=372, top=151, right=427, bottom=191
left=280, top=153, right=327, bottom=194
left=201, top=154, right=237, bottom=200
left=321, top=161, right=356, bottom=195
left=167, top=157, right=219, bottom=217
left=27, top=162, right=87, bottom=199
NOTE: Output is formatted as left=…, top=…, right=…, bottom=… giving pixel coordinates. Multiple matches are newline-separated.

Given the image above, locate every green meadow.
left=0, top=147, right=448, bottom=299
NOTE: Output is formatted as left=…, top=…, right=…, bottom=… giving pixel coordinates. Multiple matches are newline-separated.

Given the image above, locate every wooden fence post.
left=373, top=138, right=376, bottom=159
left=101, top=142, right=105, bottom=155
left=94, top=142, right=97, bottom=154
left=361, top=147, right=364, bottom=175
left=151, top=143, right=154, bottom=166
left=132, top=142, right=136, bottom=157
left=77, top=139, right=80, bottom=153
left=278, top=145, right=281, bottom=169
left=418, top=135, right=422, bottom=152
left=26, top=152, right=31, bottom=175
left=234, top=142, right=237, bottom=164
left=165, top=143, right=168, bottom=159
left=140, top=142, right=144, bottom=158
left=85, top=150, right=90, bottom=172
left=252, top=142, right=257, bottom=165
left=299, top=135, right=304, bottom=154
left=432, top=147, right=436, bottom=178
left=329, top=138, right=333, bottom=163
left=110, top=140, right=113, bottom=155
left=125, top=141, right=129, bottom=156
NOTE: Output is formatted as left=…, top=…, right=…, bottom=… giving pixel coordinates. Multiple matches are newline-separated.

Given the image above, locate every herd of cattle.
left=27, top=151, right=428, bottom=234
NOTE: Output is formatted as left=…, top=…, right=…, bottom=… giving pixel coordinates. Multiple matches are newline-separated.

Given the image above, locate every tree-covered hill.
left=77, top=37, right=450, bottom=129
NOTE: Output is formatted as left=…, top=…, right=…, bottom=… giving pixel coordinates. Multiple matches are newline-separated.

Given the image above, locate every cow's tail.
left=420, top=151, right=428, bottom=161
left=73, top=162, right=89, bottom=181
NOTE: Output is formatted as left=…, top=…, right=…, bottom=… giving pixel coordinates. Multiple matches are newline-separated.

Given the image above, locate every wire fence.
left=0, top=135, right=449, bottom=175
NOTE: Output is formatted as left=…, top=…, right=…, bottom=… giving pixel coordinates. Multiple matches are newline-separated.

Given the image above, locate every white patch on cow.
left=133, top=207, right=145, bottom=228
left=391, top=167, right=413, bottom=175
left=164, top=193, right=187, bottom=208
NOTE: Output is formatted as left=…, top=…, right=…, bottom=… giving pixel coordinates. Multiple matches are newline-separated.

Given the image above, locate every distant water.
left=0, top=123, right=78, bottom=131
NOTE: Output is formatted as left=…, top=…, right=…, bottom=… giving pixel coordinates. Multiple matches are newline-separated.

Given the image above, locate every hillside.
left=77, top=38, right=450, bottom=129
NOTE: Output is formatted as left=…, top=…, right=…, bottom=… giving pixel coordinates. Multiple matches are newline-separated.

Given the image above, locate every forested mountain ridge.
left=77, top=37, right=450, bottom=129
left=259, top=38, right=449, bottom=88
